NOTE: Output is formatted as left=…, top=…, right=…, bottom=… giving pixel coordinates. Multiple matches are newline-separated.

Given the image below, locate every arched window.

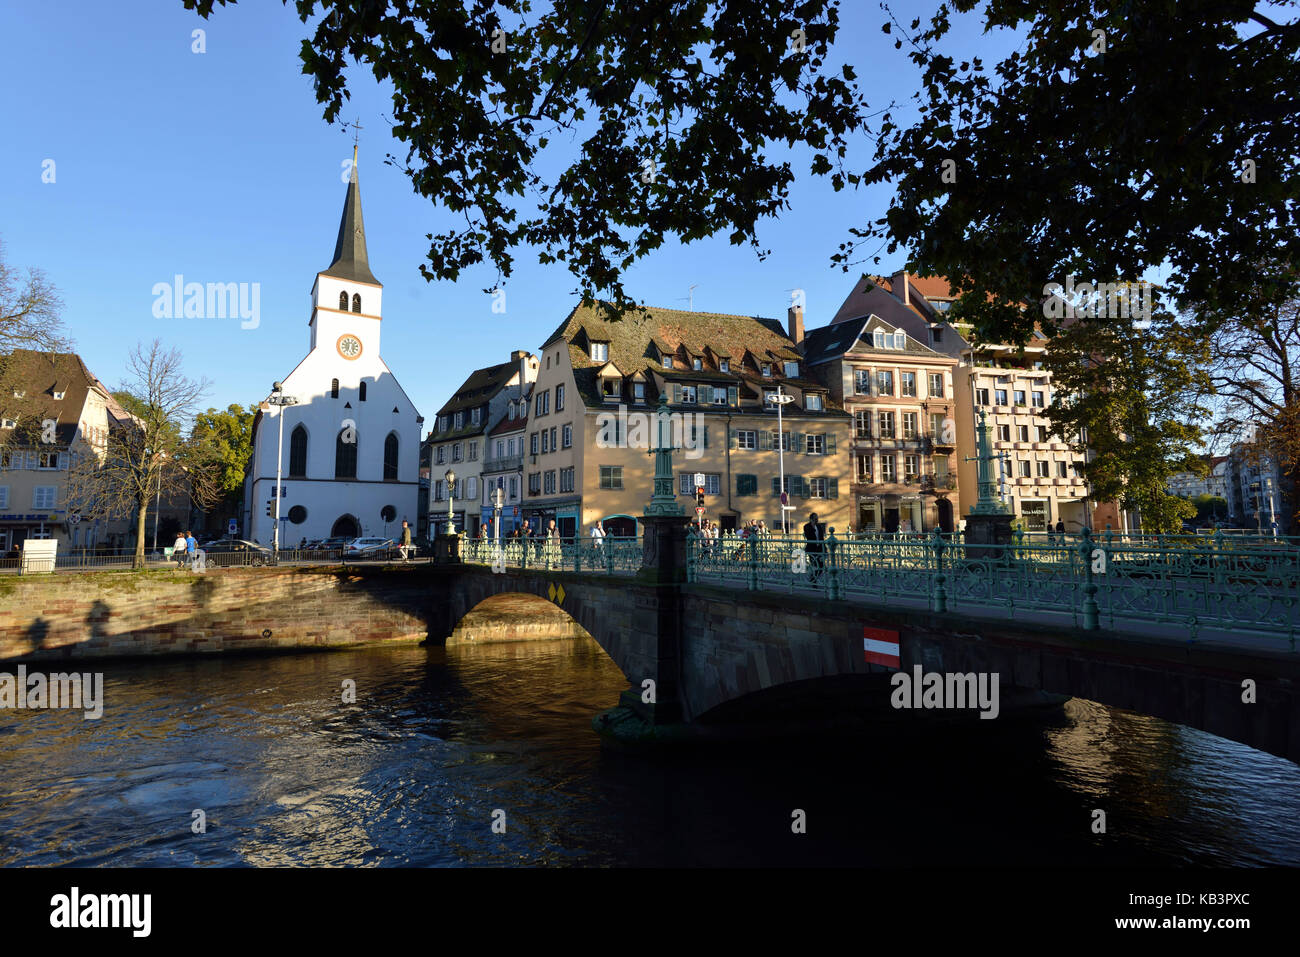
left=352, top=293, right=361, bottom=313
left=289, top=424, right=308, bottom=477
left=359, top=381, right=367, bottom=402
left=339, top=291, right=348, bottom=310
left=335, top=428, right=358, bottom=478
left=331, top=378, right=339, bottom=399
left=383, top=432, right=399, bottom=480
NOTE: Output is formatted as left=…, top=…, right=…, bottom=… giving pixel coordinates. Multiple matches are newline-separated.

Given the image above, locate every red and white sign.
left=863, top=626, right=900, bottom=668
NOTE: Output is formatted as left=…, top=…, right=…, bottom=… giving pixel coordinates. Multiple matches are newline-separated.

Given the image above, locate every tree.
left=190, top=404, right=257, bottom=529
left=183, top=0, right=867, bottom=310
left=852, top=0, right=1300, bottom=345
left=65, top=341, right=223, bottom=569
left=0, top=238, right=69, bottom=452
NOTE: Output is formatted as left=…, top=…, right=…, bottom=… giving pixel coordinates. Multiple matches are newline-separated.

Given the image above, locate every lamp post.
left=445, top=468, right=457, bottom=535
left=267, top=382, right=300, bottom=559
left=492, top=485, right=504, bottom=546
left=766, top=386, right=795, bottom=534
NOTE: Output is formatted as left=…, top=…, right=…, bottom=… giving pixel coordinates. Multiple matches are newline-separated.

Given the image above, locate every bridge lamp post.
left=267, top=382, right=300, bottom=560
left=766, top=386, right=795, bottom=535
left=492, top=485, right=504, bottom=545
left=445, top=468, right=457, bottom=535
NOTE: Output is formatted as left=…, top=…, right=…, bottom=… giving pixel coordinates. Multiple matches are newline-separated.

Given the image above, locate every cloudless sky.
left=0, top=0, right=1014, bottom=426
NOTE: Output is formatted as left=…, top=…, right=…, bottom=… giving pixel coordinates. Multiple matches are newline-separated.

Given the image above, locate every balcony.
left=482, top=453, right=523, bottom=474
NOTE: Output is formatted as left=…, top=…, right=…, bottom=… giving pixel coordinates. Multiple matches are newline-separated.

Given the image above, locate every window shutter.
left=26, top=452, right=37, bottom=469
left=700, top=385, right=713, bottom=404
left=728, top=386, right=739, bottom=405
left=771, top=477, right=780, bottom=497
left=826, top=433, right=836, bottom=454
left=759, top=430, right=773, bottom=451
left=792, top=431, right=804, bottom=452
left=58, top=451, right=69, bottom=469
left=729, top=428, right=737, bottom=450
left=829, top=478, right=839, bottom=499
left=703, top=426, right=709, bottom=449
left=671, top=384, right=682, bottom=404
left=793, top=475, right=806, bottom=498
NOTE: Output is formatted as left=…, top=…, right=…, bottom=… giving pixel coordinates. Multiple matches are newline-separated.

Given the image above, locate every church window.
left=352, top=294, right=361, bottom=313
left=383, top=433, right=399, bottom=480
left=331, top=378, right=339, bottom=399
left=289, top=425, right=308, bottom=477
left=339, top=291, right=348, bottom=310
left=288, top=505, right=307, bottom=524
left=359, top=381, right=367, bottom=401
left=381, top=505, right=397, bottom=523
left=335, top=428, right=358, bottom=478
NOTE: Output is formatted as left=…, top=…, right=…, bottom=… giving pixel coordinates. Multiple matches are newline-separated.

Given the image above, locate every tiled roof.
left=0, top=349, right=103, bottom=445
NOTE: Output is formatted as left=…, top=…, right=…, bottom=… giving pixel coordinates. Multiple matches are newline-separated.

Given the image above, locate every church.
left=242, top=150, right=423, bottom=545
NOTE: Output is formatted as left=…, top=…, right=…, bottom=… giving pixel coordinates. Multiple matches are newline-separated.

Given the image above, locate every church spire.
left=322, top=145, right=379, bottom=286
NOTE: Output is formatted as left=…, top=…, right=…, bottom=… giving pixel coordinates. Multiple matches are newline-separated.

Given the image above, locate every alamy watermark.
left=596, top=404, right=706, bottom=460
left=0, top=666, right=103, bottom=719
left=151, top=274, right=260, bottom=329
left=890, top=666, right=1000, bottom=719
left=1042, top=275, right=1154, bottom=330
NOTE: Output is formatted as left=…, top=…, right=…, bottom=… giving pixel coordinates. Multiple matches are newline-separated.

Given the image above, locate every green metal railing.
left=685, top=526, right=1300, bottom=645
left=459, top=535, right=643, bottom=575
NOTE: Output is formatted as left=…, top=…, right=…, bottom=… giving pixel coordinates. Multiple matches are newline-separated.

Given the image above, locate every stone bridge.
left=431, top=517, right=1300, bottom=764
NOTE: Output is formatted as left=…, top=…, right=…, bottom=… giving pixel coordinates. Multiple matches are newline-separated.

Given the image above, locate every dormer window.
left=784, top=361, right=799, bottom=378
left=12, top=391, right=24, bottom=399
left=601, top=377, right=620, bottom=401
left=873, top=330, right=886, bottom=348
left=508, top=402, right=516, bottom=420
left=633, top=381, right=646, bottom=402
left=454, top=411, right=464, bottom=429
left=692, top=357, right=703, bottom=371
left=761, top=363, right=772, bottom=376
left=806, top=394, right=823, bottom=412
left=53, top=391, right=65, bottom=400
left=719, top=359, right=729, bottom=372
left=663, top=356, right=674, bottom=369
left=894, top=332, right=907, bottom=349
left=590, top=341, right=609, bottom=362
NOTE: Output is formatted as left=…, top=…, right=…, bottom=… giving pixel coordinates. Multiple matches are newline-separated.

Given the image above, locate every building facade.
left=243, top=151, right=423, bottom=545
left=520, top=301, right=852, bottom=538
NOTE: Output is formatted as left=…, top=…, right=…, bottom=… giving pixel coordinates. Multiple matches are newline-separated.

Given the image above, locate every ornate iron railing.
left=460, top=535, right=643, bottom=575
left=686, top=527, right=1300, bottom=645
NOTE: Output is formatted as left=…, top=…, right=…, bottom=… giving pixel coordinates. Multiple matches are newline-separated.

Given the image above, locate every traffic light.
left=265, top=500, right=274, bottom=517
left=696, top=487, right=705, bottom=508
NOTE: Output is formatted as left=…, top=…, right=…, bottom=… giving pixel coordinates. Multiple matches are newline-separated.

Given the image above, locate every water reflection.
left=0, top=639, right=1296, bottom=866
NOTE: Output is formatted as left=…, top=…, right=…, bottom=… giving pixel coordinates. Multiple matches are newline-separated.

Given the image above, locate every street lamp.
left=766, top=385, right=795, bottom=534
left=445, top=468, right=457, bottom=535
left=492, top=485, right=504, bottom=546
left=267, top=381, right=300, bottom=559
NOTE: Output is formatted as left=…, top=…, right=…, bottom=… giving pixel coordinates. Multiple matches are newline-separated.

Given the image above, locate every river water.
left=1, top=638, right=1297, bottom=867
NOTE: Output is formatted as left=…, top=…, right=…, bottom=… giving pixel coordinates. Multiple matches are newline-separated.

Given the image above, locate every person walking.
left=803, top=512, right=825, bottom=584
left=399, top=520, right=412, bottom=562
left=544, top=519, right=561, bottom=570
left=172, top=531, right=188, bottom=569
left=591, top=521, right=606, bottom=556
left=185, top=530, right=197, bottom=568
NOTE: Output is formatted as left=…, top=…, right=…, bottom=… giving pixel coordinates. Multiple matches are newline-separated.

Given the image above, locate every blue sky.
left=0, top=0, right=1009, bottom=425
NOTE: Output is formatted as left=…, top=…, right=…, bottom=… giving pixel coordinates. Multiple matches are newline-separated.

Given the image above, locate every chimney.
left=892, top=270, right=910, bottom=306
left=787, top=304, right=804, bottom=345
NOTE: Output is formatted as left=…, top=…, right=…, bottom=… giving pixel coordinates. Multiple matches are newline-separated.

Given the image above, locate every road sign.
left=693, top=471, right=706, bottom=488
left=780, top=491, right=788, bottom=506
left=228, top=519, right=238, bottom=535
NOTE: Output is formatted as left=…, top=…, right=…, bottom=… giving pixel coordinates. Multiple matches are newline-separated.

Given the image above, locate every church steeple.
left=322, top=145, right=379, bottom=286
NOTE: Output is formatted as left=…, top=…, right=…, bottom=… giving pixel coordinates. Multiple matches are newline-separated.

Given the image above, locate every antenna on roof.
left=676, top=284, right=699, bottom=311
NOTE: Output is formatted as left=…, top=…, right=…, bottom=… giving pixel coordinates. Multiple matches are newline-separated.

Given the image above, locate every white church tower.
left=243, top=149, right=423, bottom=545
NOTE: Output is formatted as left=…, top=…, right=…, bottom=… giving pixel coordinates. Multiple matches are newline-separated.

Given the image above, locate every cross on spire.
left=344, top=117, right=364, bottom=148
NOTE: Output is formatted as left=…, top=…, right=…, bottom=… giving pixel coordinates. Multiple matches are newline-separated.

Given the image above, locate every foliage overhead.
left=184, top=0, right=867, bottom=312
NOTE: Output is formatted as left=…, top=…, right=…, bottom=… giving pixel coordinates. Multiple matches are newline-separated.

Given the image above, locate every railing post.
left=826, top=531, right=840, bottom=600
left=1080, top=526, right=1099, bottom=630
left=574, top=536, right=581, bottom=574
left=685, top=528, right=697, bottom=584
left=606, top=537, right=615, bottom=575
left=931, top=527, right=948, bottom=614
left=748, top=535, right=759, bottom=591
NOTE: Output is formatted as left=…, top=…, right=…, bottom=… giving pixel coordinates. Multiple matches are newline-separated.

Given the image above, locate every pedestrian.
left=544, top=519, right=560, bottom=569
left=185, top=530, right=197, bottom=567
left=1055, top=520, right=1065, bottom=538
left=172, top=531, right=188, bottom=569
left=399, top=520, right=412, bottom=562
left=591, top=521, right=606, bottom=553
left=803, top=512, right=825, bottom=584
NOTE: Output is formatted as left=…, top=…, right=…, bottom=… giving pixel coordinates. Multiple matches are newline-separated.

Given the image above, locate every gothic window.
left=331, top=378, right=339, bottom=399
left=289, top=425, right=308, bottom=477
left=352, top=293, right=361, bottom=313
left=339, top=291, right=348, bottom=310
left=335, top=428, right=358, bottom=478
left=383, top=432, right=399, bottom=480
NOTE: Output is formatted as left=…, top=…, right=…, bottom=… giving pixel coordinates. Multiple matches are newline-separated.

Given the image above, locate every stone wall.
left=0, top=565, right=439, bottom=661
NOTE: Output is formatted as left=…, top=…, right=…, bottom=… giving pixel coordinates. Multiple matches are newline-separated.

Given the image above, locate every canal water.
left=1, top=638, right=1297, bottom=867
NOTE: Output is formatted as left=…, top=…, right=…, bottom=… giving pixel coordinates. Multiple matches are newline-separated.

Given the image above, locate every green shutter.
left=728, top=386, right=739, bottom=406
left=729, top=428, right=737, bottom=450
left=759, top=430, right=773, bottom=451
left=826, top=433, right=836, bottom=454
left=671, top=384, right=682, bottom=404
left=829, top=477, right=839, bottom=499
left=771, top=477, right=780, bottom=497
left=699, top=385, right=711, bottom=404
left=703, top=426, right=709, bottom=448
left=792, top=431, right=804, bottom=453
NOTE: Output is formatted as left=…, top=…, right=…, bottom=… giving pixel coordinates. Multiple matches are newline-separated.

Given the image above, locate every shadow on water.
left=0, top=637, right=1296, bottom=866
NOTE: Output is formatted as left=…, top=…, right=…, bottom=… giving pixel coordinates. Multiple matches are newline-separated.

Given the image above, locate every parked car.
left=346, top=537, right=396, bottom=558
left=201, top=539, right=276, bottom=566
